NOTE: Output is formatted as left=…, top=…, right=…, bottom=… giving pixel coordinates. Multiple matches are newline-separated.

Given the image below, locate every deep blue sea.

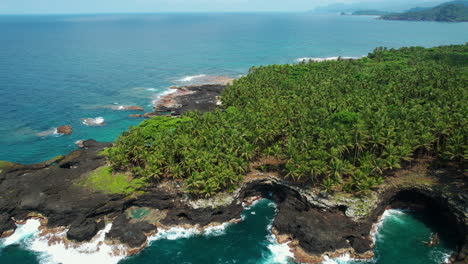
left=0, top=13, right=466, bottom=264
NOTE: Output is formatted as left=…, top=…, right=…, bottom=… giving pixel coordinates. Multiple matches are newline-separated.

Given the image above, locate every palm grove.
left=107, top=45, right=467, bottom=197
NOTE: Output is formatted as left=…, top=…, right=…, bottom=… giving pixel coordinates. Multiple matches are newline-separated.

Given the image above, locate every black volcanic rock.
left=67, top=216, right=105, bottom=242
left=153, top=84, right=225, bottom=116
left=106, top=214, right=156, bottom=248
left=161, top=202, right=243, bottom=227
left=0, top=139, right=465, bottom=262
left=0, top=212, right=15, bottom=235
left=273, top=194, right=373, bottom=255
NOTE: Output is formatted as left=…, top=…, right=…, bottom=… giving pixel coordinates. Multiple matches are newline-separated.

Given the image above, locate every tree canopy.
left=381, top=2, right=468, bottom=22
left=108, top=44, right=468, bottom=197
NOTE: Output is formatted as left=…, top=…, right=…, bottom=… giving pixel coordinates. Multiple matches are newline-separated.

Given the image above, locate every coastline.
left=1, top=49, right=467, bottom=264
left=1, top=140, right=466, bottom=263
left=145, top=75, right=235, bottom=118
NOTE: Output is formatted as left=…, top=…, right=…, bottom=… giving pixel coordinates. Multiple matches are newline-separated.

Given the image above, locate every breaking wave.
left=177, top=74, right=207, bottom=82
left=0, top=220, right=126, bottom=264
left=295, top=56, right=363, bottom=63
left=81, top=117, right=105, bottom=126
left=261, top=234, right=294, bottom=264
left=36, top=128, right=60, bottom=137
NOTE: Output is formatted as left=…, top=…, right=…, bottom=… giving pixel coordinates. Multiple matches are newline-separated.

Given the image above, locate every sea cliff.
left=0, top=141, right=466, bottom=263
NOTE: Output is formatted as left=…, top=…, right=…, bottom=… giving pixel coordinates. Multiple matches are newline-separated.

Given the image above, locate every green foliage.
left=0, top=161, right=14, bottom=169
left=108, top=44, right=468, bottom=196
left=98, top=148, right=110, bottom=156
left=381, top=3, right=468, bottom=22
left=78, top=166, right=147, bottom=195
left=0, top=160, right=15, bottom=173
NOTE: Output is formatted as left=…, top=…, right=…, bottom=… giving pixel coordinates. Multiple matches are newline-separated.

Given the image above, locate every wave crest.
left=81, top=117, right=105, bottom=126
left=295, top=56, right=362, bottom=63
left=0, top=220, right=127, bottom=264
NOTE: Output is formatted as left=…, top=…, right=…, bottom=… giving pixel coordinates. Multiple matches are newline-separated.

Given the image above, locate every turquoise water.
left=0, top=200, right=456, bottom=264
left=0, top=13, right=465, bottom=264
left=0, top=13, right=467, bottom=164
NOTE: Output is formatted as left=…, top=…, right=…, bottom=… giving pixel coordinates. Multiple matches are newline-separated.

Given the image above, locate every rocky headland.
left=145, top=76, right=234, bottom=118
left=0, top=140, right=466, bottom=263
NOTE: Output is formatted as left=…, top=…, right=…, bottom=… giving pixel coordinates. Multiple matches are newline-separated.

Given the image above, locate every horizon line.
left=0, top=10, right=325, bottom=16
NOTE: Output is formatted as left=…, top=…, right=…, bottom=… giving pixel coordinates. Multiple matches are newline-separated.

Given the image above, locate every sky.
left=0, top=0, right=449, bottom=14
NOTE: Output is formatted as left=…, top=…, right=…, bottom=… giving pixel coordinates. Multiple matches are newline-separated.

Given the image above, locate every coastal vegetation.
left=78, top=166, right=147, bottom=195
left=0, top=161, right=14, bottom=169
left=108, top=45, right=468, bottom=197
left=0, top=161, right=15, bottom=173
left=381, top=1, right=468, bottom=22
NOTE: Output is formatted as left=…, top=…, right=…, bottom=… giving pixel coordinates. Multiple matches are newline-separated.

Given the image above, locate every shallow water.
left=0, top=12, right=464, bottom=264
left=0, top=200, right=456, bottom=264
left=1, top=13, right=467, bottom=164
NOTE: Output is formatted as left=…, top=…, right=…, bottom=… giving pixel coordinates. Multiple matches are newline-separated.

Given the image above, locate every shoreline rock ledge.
left=0, top=141, right=466, bottom=264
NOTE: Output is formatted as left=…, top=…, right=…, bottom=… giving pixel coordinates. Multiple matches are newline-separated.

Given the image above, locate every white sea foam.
left=177, top=74, right=207, bottom=82
left=321, top=253, right=354, bottom=264
left=262, top=231, right=294, bottom=263
left=81, top=117, right=105, bottom=126
left=148, top=222, right=231, bottom=242
left=370, top=209, right=406, bottom=244
left=242, top=197, right=264, bottom=210
left=111, top=105, right=126, bottom=110
left=369, top=209, right=453, bottom=264
left=149, top=226, right=200, bottom=241
left=36, top=128, right=60, bottom=137
left=151, top=88, right=176, bottom=106
left=295, top=56, right=363, bottom=63
left=262, top=238, right=294, bottom=264
left=203, top=222, right=231, bottom=237
left=0, top=220, right=126, bottom=264
left=1, top=219, right=41, bottom=247
left=261, top=232, right=295, bottom=264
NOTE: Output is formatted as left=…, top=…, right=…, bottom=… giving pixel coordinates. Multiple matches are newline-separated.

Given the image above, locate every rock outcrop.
left=57, top=125, right=72, bottom=135
left=151, top=84, right=226, bottom=116
left=0, top=143, right=465, bottom=263
left=124, top=106, right=144, bottom=111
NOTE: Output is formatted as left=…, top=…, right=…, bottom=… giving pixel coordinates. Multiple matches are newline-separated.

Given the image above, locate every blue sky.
left=0, top=0, right=447, bottom=14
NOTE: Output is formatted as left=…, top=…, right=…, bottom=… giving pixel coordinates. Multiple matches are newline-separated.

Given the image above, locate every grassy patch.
left=0, top=161, right=14, bottom=168
left=98, top=148, right=110, bottom=157
left=386, top=173, right=437, bottom=188
left=79, top=166, right=147, bottom=195
left=0, top=161, right=15, bottom=173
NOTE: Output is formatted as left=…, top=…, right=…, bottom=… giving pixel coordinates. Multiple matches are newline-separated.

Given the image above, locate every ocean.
left=0, top=13, right=466, bottom=264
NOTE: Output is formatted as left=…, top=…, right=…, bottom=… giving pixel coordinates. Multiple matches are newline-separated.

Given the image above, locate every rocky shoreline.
left=0, top=139, right=466, bottom=263
left=145, top=82, right=229, bottom=118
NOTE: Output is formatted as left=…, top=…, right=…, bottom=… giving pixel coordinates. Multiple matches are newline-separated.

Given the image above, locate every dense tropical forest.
left=381, top=1, right=468, bottom=22
left=108, top=45, right=468, bottom=197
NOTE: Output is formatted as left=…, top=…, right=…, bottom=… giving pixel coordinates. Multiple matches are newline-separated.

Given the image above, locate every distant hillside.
left=351, top=10, right=392, bottom=15
left=312, top=0, right=448, bottom=13
left=381, top=1, right=468, bottom=22
left=406, top=7, right=431, bottom=12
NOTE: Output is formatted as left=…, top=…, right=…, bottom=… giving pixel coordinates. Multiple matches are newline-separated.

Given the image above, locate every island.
left=0, top=44, right=467, bottom=264
left=381, top=1, right=468, bottom=22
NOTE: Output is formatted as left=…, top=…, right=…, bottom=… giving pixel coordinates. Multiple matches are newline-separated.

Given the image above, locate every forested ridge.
left=381, top=2, right=468, bottom=22
left=108, top=45, right=468, bottom=197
